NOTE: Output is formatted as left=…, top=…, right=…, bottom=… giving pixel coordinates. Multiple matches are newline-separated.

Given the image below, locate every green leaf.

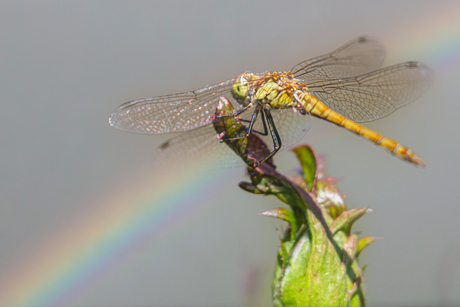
left=292, top=145, right=317, bottom=192
left=238, top=181, right=258, bottom=193
left=357, top=236, right=381, bottom=258
left=330, top=208, right=369, bottom=236
left=234, top=139, right=372, bottom=306
left=260, top=208, right=297, bottom=242
left=343, top=234, right=358, bottom=262
left=280, top=209, right=354, bottom=307
left=316, top=178, right=346, bottom=219
left=277, top=229, right=290, bottom=268
left=260, top=207, right=295, bottom=223
left=361, top=263, right=370, bottom=272
left=349, top=280, right=365, bottom=307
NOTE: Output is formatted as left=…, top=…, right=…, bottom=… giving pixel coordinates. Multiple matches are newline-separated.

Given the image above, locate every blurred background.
left=1, top=1, right=459, bottom=306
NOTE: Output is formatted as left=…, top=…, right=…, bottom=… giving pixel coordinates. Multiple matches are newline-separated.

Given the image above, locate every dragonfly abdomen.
left=302, top=95, right=424, bottom=166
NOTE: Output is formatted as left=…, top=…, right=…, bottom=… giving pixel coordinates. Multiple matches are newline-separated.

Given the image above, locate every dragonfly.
left=109, top=37, right=433, bottom=169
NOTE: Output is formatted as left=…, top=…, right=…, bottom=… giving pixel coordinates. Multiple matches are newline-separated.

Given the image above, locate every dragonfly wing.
left=236, top=105, right=311, bottom=153
left=291, top=37, right=385, bottom=81
left=306, top=62, right=433, bottom=123
left=109, top=79, right=244, bottom=134
left=152, top=124, right=246, bottom=170
left=270, top=108, right=311, bottom=149
left=153, top=107, right=311, bottom=170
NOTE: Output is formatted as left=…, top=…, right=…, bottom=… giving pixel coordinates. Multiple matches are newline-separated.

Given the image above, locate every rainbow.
left=0, top=162, right=228, bottom=307
left=387, top=7, right=460, bottom=71
left=2, top=5, right=460, bottom=306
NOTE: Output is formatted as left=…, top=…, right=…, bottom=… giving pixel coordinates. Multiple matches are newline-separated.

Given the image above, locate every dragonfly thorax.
left=253, top=72, right=307, bottom=112
left=232, top=71, right=308, bottom=112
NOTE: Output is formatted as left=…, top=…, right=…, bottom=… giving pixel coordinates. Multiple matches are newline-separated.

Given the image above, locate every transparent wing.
left=109, top=79, right=243, bottom=134
left=241, top=106, right=311, bottom=151
left=152, top=124, right=246, bottom=170
left=153, top=107, right=311, bottom=169
left=110, top=37, right=384, bottom=135
left=291, top=37, right=385, bottom=81
left=306, top=62, right=433, bottom=123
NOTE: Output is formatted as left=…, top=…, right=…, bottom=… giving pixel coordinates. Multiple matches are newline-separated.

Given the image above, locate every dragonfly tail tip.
left=411, top=155, right=425, bottom=168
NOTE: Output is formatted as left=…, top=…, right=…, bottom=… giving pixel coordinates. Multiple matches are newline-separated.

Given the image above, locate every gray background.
left=1, top=1, right=459, bottom=306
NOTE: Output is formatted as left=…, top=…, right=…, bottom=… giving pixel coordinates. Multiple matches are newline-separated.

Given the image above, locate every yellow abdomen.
left=301, top=94, right=424, bottom=166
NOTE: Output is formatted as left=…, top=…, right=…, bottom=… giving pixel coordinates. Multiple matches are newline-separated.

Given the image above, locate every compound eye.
left=232, top=73, right=249, bottom=100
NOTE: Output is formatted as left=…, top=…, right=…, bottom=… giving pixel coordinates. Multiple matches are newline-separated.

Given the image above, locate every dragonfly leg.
left=240, top=110, right=268, bottom=136
left=225, top=105, right=261, bottom=141
left=250, top=108, right=282, bottom=169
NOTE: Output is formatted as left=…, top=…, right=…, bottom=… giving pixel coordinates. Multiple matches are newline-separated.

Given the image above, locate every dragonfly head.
left=232, top=72, right=257, bottom=106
